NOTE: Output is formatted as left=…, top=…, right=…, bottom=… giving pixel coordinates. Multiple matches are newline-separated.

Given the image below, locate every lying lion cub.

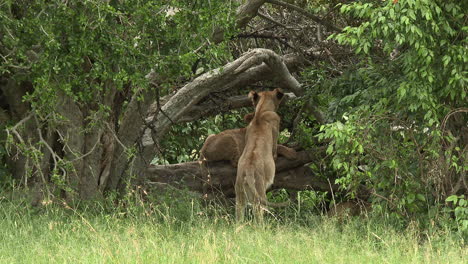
left=235, top=88, right=288, bottom=223
left=199, top=113, right=296, bottom=167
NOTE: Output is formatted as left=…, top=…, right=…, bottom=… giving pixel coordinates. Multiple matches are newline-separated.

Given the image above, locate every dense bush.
left=307, top=0, right=467, bottom=230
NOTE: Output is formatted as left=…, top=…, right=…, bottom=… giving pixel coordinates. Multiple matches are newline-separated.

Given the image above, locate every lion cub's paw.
left=278, top=146, right=298, bottom=160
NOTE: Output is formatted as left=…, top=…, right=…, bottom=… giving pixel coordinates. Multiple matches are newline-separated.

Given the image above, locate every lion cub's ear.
left=248, top=91, right=259, bottom=106
left=243, top=113, right=254, bottom=123
left=274, top=88, right=284, bottom=101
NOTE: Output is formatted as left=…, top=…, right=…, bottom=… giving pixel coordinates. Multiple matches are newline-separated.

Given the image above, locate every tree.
left=1, top=0, right=466, bottom=226
left=0, top=0, right=331, bottom=201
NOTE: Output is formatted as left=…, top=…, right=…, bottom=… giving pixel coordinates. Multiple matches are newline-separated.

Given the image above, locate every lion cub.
left=235, top=88, right=287, bottom=223
left=199, top=113, right=296, bottom=167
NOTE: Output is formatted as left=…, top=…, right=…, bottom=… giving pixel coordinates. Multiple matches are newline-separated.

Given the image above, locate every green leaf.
left=446, top=195, right=458, bottom=203
left=416, top=194, right=425, bottom=202
left=326, top=144, right=334, bottom=155
left=389, top=8, right=395, bottom=19
left=358, top=145, right=364, bottom=154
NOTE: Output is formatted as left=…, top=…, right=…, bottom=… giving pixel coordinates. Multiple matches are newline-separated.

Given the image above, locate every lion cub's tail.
left=244, top=166, right=290, bottom=208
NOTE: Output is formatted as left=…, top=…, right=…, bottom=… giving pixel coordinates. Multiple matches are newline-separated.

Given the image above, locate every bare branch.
left=266, top=0, right=342, bottom=32
left=5, top=112, right=34, bottom=149
left=257, top=12, right=290, bottom=29
left=236, top=32, right=287, bottom=40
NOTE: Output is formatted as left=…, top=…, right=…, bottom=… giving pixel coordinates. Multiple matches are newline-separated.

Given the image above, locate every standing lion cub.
left=235, top=88, right=287, bottom=223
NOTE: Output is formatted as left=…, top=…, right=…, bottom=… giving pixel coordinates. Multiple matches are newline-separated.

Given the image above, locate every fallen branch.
left=143, top=148, right=336, bottom=197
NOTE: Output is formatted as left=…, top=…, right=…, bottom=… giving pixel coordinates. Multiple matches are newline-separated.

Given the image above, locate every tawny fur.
left=235, top=88, right=288, bottom=223
left=199, top=113, right=296, bottom=167
left=198, top=112, right=297, bottom=197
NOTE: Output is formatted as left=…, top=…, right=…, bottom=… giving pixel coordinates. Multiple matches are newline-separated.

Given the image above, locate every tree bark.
left=1, top=79, right=36, bottom=182
left=106, top=88, right=158, bottom=192
left=56, top=92, right=85, bottom=198
left=236, top=0, right=268, bottom=29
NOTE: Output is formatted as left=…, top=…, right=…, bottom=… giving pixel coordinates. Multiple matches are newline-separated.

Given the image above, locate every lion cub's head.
left=248, top=88, right=284, bottom=112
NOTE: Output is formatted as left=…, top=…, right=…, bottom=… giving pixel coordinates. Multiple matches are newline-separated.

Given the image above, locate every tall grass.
left=0, top=192, right=465, bottom=264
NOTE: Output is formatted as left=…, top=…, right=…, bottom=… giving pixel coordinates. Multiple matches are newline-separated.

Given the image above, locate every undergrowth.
left=0, top=189, right=466, bottom=264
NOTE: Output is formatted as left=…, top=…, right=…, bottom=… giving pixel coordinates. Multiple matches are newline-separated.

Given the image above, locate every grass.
left=0, top=194, right=466, bottom=264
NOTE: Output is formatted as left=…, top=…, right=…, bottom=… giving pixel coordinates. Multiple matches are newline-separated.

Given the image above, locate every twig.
left=327, top=178, right=337, bottom=214
left=371, top=190, right=407, bottom=218
left=35, top=116, right=60, bottom=172
left=5, top=112, right=34, bottom=151
left=257, top=12, right=290, bottom=29
left=235, top=32, right=296, bottom=51
left=10, top=112, right=34, bottom=131
left=54, top=123, right=103, bottom=163
left=236, top=32, right=287, bottom=40
left=370, top=232, right=390, bottom=248
left=105, top=122, right=128, bottom=151
left=266, top=0, right=342, bottom=32
left=441, top=107, right=468, bottom=147
left=287, top=102, right=308, bottom=143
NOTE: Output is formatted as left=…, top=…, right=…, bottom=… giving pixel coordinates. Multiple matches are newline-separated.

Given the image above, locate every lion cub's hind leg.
left=253, top=178, right=268, bottom=224
left=235, top=179, right=247, bottom=222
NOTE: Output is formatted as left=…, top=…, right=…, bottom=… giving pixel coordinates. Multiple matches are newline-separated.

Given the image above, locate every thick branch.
left=236, top=0, right=268, bottom=28
left=233, top=49, right=303, bottom=95
left=148, top=48, right=304, bottom=144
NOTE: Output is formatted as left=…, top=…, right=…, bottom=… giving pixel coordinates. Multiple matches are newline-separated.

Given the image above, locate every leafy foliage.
left=306, top=0, right=467, bottom=228
left=445, top=195, right=468, bottom=232
left=1, top=0, right=236, bottom=108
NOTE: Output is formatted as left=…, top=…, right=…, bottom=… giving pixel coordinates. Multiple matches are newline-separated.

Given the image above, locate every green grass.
left=0, top=195, right=466, bottom=264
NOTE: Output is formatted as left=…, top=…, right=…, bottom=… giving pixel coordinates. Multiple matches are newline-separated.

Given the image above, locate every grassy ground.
left=0, top=195, right=466, bottom=264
